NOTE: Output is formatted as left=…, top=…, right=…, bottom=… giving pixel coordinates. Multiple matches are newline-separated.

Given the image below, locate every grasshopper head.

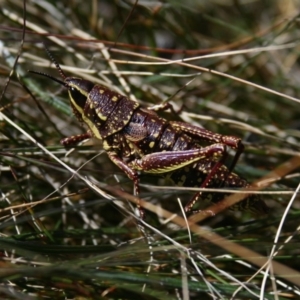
left=28, top=69, right=94, bottom=121
left=28, top=46, right=95, bottom=122
left=65, top=77, right=94, bottom=112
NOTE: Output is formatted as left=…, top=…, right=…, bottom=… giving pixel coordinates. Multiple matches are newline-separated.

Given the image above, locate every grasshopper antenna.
left=43, top=43, right=67, bottom=80
left=28, top=43, right=68, bottom=87
left=28, top=70, right=67, bottom=87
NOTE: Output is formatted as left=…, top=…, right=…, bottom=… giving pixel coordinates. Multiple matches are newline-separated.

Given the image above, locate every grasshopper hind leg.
left=168, top=158, right=268, bottom=215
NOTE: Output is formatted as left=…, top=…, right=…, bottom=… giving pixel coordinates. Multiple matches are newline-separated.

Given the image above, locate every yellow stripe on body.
left=69, top=91, right=102, bottom=140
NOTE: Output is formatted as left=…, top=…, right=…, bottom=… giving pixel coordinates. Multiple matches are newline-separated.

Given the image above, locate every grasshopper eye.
left=69, top=87, right=87, bottom=108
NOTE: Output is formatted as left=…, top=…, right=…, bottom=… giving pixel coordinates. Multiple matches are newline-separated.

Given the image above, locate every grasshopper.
left=30, top=49, right=268, bottom=218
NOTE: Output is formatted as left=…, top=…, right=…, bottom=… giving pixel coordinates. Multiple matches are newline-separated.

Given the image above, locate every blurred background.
left=1, top=1, right=300, bottom=299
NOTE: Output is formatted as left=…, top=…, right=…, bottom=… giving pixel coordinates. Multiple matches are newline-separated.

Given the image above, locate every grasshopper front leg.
left=61, top=132, right=92, bottom=147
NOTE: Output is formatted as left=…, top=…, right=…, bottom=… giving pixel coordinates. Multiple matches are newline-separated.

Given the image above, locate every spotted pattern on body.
left=33, top=69, right=268, bottom=217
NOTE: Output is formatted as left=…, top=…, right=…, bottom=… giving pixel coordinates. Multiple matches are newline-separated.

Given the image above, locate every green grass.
left=1, top=0, right=300, bottom=299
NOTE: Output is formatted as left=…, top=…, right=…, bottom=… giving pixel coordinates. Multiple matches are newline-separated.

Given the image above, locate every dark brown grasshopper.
left=30, top=50, right=268, bottom=218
